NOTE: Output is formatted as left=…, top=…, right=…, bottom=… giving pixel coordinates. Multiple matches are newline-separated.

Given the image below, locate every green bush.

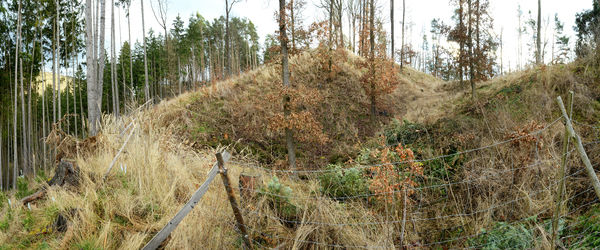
left=565, top=205, right=600, bottom=248
left=383, top=119, right=427, bottom=146
left=259, top=177, right=298, bottom=220
left=319, top=164, right=368, bottom=200
left=468, top=220, right=535, bottom=249
left=0, top=191, right=6, bottom=209
left=16, top=177, right=34, bottom=200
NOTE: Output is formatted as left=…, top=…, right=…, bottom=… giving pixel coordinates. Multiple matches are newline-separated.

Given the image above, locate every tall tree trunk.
left=53, top=19, right=57, bottom=126
left=390, top=0, right=394, bottom=60
left=57, top=0, right=62, bottom=128
left=225, top=0, right=231, bottom=77
left=77, top=48, right=85, bottom=137
left=279, top=0, right=297, bottom=174
left=468, top=0, right=475, bottom=99
left=111, top=0, right=119, bottom=118
left=1, top=122, right=3, bottom=190
left=14, top=0, right=22, bottom=187
left=400, top=0, right=405, bottom=69
left=21, top=59, right=28, bottom=177
left=71, top=14, right=78, bottom=139
left=338, top=0, right=343, bottom=48
left=536, top=0, right=542, bottom=65
left=128, top=9, right=134, bottom=104
left=500, top=27, right=503, bottom=74
left=178, top=57, right=182, bottom=95
left=27, top=31, right=38, bottom=176
left=97, top=0, right=106, bottom=115
left=370, top=0, right=376, bottom=118
left=328, top=0, right=333, bottom=81
left=458, top=0, right=464, bottom=82
left=42, top=39, right=47, bottom=171
left=86, top=0, right=99, bottom=136
left=141, top=0, right=150, bottom=103
left=291, top=0, right=295, bottom=51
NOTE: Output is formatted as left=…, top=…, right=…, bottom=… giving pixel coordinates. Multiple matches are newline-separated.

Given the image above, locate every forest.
left=1, top=0, right=600, bottom=248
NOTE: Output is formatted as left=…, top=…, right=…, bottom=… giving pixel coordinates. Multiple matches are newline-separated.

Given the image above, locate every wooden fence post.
left=216, top=152, right=253, bottom=249
left=552, top=91, right=573, bottom=249
left=142, top=151, right=230, bottom=250
left=556, top=96, right=600, bottom=199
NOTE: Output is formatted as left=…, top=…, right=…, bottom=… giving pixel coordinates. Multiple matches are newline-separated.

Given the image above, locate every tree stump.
left=21, top=161, right=80, bottom=204
left=238, top=173, right=261, bottom=201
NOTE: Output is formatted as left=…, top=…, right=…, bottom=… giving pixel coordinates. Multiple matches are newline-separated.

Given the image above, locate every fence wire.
left=231, top=117, right=563, bottom=174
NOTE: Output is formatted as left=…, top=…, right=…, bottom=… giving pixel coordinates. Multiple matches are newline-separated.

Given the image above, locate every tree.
left=430, top=18, right=449, bottom=77
left=554, top=13, right=570, bottom=63
left=574, top=0, right=600, bottom=58
left=449, top=0, right=495, bottom=98
left=400, top=0, right=405, bottom=69
left=390, top=0, right=394, bottom=60
left=536, top=0, right=542, bottom=64
left=279, top=0, right=297, bottom=174
left=86, top=0, right=106, bottom=136
left=517, top=5, right=524, bottom=70
left=13, top=0, right=21, bottom=188
left=225, top=0, right=241, bottom=77
left=141, top=0, right=150, bottom=103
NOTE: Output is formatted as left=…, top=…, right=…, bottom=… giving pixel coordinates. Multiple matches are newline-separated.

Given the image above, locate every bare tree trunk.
left=225, top=0, right=234, bottom=77
left=500, top=27, right=503, bottom=74
left=370, top=0, right=376, bottom=118
left=111, top=0, right=119, bottom=118
left=142, top=0, right=150, bottom=103
left=86, top=0, right=99, bottom=136
left=128, top=9, right=134, bottom=104
left=21, top=59, right=28, bottom=177
left=14, top=0, right=22, bottom=187
left=97, top=0, right=107, bottom=114
left=468, top=0, right=475, bottom=99
left=291, top=0, right=295, bottom=51
left=390, top=0, right=394, bottom=60
left=53, top=19, right=57, bottom=126
left=400, top=0, right=405, bottom=69
left=27, top=31, right=37, bottom=176
left=536, top=0, right=542, bottom=65
left=57, top=0, right=62, bottom=128
left=71, top=13, right=78, bottom=139
left=1, top=122, right=3, bottom=190
left=42, top=39, right=47, bottom=171
left=279, top=0, right=297, bottom=174
left=178, top=57, right=182, bottom=95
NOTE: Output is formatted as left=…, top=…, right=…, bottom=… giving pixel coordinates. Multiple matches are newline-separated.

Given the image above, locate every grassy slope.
left=2, top=51, right=600, bottom=249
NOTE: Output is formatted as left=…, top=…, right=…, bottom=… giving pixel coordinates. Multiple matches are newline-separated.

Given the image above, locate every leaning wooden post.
left=216, top=152, right=253, bottom=249
left=142, top=152, right=231, bottom=250
left=557, top=96, right=600, bottom=199
left=552, top=91, right=573, bottom=249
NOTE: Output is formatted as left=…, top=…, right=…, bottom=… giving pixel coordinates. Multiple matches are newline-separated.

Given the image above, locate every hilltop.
left=1, top=49, right=600, bottom=249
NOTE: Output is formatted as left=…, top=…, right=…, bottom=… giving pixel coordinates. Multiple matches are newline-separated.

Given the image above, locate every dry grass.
left=2, top=54, right=600, bottom=249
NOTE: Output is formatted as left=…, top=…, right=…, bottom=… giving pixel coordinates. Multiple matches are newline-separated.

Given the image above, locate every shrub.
left=319, top=164, right=368, bottom=200
left=383, top=119, right=428, bottom=146
left=565, top=205, right=600, bottom=248
left=16, top=177, right=34, bottom=199
left=259, top=177, right=299, bottom=220
left=358, top=139, right=424, bottom=204
left=468, top=221, right=535, bottom=249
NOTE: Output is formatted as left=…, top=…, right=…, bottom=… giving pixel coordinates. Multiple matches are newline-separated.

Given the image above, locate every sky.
left=109, top=0, right=593, bottom=73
